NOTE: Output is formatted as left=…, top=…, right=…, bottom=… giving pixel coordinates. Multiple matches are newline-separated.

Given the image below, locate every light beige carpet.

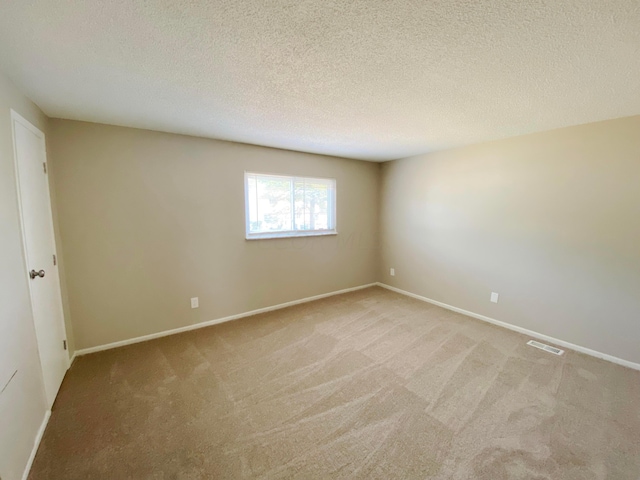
left=30, top=287, right=640, bottom=479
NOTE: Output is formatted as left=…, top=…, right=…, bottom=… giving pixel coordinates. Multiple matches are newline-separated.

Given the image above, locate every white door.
left=11, top=110, right=69, bottom=408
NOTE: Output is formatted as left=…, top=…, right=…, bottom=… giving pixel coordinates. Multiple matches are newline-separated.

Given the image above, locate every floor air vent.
left=527, top=340, right=564, bottom=355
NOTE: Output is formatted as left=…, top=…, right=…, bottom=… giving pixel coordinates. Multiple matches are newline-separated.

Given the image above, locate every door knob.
left=29, top=269, right=45, bottom=279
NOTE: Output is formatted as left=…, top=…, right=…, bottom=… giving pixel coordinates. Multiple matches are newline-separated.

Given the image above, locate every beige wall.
left=49, top=120, right=380, bottom=350
left=380, top=116, right=640, bottom=364
left=0, top=73, right=49, bottom=480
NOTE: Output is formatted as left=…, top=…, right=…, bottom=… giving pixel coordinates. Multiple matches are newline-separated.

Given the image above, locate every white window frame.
left=244, top=172, right=337, bottom=240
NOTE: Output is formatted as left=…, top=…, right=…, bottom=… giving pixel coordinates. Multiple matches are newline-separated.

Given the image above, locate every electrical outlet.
left=490, top=292, right=499, bottom=303
left=390, top=268, right=395, bottom=276
left=190, top=297, right=199, bottom=309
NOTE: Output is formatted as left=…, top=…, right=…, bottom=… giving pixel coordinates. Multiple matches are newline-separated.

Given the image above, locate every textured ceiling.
left=0, top=1, right=639, bottom=161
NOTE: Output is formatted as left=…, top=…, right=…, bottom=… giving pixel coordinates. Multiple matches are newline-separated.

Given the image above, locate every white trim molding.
left=376, top=283, right=640, bottom=371
left=74, top=283, right=377, bottom=357
left=22, top=410, right=51, bottom=480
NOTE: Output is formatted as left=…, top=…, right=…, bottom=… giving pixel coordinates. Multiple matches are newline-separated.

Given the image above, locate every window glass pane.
left=247, top=176, right=258, bottom=228
left=246, top=173, right=335, bottom=237
left=293, top=179, right=307, bottom=230
left=296, top=177, right=331, bottom=230
left=248, top=175, right=292, bottom=233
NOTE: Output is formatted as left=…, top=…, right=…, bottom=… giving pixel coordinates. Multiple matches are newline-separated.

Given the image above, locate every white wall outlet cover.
left=390, top=268, right=395, bottom=276
left=490, top=292, right=499, bottom=303
left=191, top=297, right=199, bottom=308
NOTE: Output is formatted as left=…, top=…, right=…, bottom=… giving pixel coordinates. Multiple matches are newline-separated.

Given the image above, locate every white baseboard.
left=74, top=283, right=378, bottom=357
left=22, top=410, right=51, bottom=480
left=377, top=283, right=640, bottom=371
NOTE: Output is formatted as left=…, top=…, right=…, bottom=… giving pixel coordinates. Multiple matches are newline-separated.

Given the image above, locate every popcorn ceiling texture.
left=0, top=0, right=639, bottom=161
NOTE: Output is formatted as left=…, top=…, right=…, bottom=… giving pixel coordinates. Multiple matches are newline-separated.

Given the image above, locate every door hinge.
left=63, top=340, right=67, bottom=350
left=53, top=254, right=57, bottom=266
left=43, top=162, right=47, bottom=174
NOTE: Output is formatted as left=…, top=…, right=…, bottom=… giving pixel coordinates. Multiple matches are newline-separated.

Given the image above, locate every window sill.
left=246, top=230, right=338, bottom=240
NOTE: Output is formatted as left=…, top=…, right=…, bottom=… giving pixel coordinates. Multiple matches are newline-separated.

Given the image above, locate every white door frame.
left=10, top=109, right=70, bottom=400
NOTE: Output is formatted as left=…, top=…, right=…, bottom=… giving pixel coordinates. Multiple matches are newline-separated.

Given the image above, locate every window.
left=245, top=172, right=336, bottom=239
